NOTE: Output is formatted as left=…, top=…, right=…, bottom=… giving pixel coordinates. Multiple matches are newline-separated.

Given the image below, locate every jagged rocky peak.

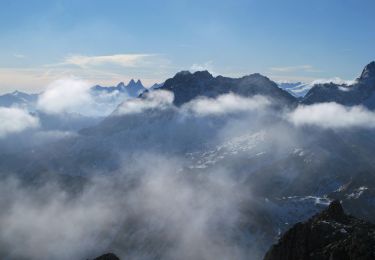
left=245, top=72, right=268, bottom=79
left=317, top=199, right=346, bottom=221
left=358, top=61, right=375, bottom=82
left=192, top=70, right=213, bottom=79
left=172, top=70, right=213, bottom=81
left=116, top=82, right=126, bottom=89
left=128, top=79, right=136, bottom=85
left=264, top=200, right=375, bottom=260
left=302, top=62, right=375, bottom=107
left=127, top=79, right=145, bottom=88
left=241, top=73, right=275, bottom=84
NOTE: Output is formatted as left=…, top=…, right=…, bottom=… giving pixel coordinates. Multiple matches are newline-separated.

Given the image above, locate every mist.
left=1, top=88, right=374, bottom=260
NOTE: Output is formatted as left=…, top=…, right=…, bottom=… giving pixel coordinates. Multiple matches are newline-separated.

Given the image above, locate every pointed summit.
left=125, top=79, right=146, bottom=97
left=358, top=61, right=375, bottom=84
left=116, top=82, right=126, bottom=89
left=128, top=79, right=136, bottom=86
left=322, top=200, right=345, bottom=219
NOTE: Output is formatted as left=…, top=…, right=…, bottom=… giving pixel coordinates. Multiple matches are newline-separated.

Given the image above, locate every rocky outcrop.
left=93, top=252, right=120, bottom=260
left=264, top=200, right=375, bottom=260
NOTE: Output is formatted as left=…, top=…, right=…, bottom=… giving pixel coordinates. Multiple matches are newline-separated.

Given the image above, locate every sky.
left=0, top=0, right=374, bottom=93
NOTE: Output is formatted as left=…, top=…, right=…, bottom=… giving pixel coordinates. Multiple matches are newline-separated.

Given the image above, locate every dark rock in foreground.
left=93, top=253, right=120, bottom=260
left=264, top=200, right=375, bottom=260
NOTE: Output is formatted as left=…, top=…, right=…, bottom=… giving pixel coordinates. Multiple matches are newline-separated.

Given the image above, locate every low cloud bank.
left=288, top=102, right=375, bottom=129
left=182, top=94, right=271, bottom=116
left=310, top=77, right=355, bottom=86
left=37, top=78, right=93, bottom=114
left=0, top=155, right=260, bottom=260
left=114, top=92, right=270, bottom=117
left=114, top=90, right=174, bottom=115
left=0, top=177, right=124, bottom=260
left=37, top=77, right=130, bottom=117
left=0, top=107, right=39, bottom=137
left=3, top=85, right=375, bottom=260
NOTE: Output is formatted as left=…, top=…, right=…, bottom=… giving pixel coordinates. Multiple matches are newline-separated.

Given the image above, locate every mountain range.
left=1, top=62, right=375, bottom=260
left=92, top=79, right=147, bottom=98
left=0, top=78, right=148, bottom=110
left=156, top=70, right=296, bottom=106
left=2, top=61, right=375, bottom=111
left=0, top=90, right=38, bottom=110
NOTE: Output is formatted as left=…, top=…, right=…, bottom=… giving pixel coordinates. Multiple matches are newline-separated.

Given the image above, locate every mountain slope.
left=264, top=200, right=375, bottom=260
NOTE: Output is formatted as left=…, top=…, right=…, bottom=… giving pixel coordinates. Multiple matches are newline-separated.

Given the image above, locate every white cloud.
left=114, top=90, right=174, bottom=115
left=37, top=78, right=93, bottom=115
left=270, top=65, right=317, bottom=73
left=0, top=177, right=124, bottom=260
left=63, top=54, right=157, bottom=68
left=309, top=77, right=355, bottom=86
left=182, top=94, right=271, bottom=116
left=190, top=61, right=214, bottom=73
left=288, top=102, right=375, bottom=129
left=0, top=107, right=39, bottom=137
left=0, top=67, right=163, bottom=94
left=14, top=53, right=26, bottom=59
left=37, top=77, right=131, bottom=117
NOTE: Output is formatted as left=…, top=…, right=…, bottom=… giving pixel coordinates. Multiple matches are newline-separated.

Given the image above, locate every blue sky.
left=0, top=0, right=374, bottom=93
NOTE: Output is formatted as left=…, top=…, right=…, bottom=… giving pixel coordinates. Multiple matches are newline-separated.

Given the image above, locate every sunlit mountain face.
left=1, top=1, right=375, bottom=259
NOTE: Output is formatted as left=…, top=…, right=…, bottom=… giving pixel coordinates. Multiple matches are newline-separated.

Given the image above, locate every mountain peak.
left=358, top=61, right=375, bottom=83
left=172, top=70, right=213, bottom=80
left=175, top=70, right=192, bottom=77
left=128, top=79, right=136, bottom=85
left=319, top=200, right=345, bottom=221
left=193, top=70, right=213, bottom=79
left=127, top=79, right=144, bottom=88
left=116, top=82, right=126, bottom=88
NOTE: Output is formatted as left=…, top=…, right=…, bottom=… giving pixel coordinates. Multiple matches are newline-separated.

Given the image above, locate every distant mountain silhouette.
left=92, top=79, right=146, bottom=98
left=302, top=61, right=375, bottom=108
left=157, top=70, right=297, bottom=106
left=0, top=90, right=38, bottom=109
